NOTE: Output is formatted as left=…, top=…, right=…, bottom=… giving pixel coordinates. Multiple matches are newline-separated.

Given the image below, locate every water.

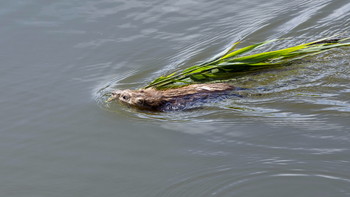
left=1, top=0, right=350, bottom=196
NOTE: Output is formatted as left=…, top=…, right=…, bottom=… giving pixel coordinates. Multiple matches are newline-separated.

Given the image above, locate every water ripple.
left=155, top=167, right=350, bottom=197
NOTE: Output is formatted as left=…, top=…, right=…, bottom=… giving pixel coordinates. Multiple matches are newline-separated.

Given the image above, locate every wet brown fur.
left=109, top=83, right=235, bottom=111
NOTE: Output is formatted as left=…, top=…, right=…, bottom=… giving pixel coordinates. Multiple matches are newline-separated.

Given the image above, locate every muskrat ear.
left=135, top=98, right=144, bottom=105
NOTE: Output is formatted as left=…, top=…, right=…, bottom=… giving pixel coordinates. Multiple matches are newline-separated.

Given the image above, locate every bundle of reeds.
left=145, top=37, right=350, bottom=89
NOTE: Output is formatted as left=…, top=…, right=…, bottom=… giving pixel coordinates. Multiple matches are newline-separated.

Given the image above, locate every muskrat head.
left=108, top=89, right=158, bottom=110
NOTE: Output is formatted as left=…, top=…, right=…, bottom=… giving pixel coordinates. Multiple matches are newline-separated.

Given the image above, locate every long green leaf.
left=219, top=39, right=277, bottom=60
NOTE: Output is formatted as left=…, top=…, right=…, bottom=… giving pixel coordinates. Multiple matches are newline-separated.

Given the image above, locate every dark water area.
left=1, top=0, right=350, bottom=196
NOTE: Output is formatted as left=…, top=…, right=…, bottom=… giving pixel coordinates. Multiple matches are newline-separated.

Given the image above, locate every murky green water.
left=1, top=0, right=350, bottom=196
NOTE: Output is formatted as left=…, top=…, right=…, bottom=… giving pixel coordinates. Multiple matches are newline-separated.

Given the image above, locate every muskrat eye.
left=122, top=95, right=130, bottom=100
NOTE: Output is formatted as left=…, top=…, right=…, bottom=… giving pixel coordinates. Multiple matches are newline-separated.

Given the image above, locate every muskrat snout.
left=106, top=90, right=123, bottom=102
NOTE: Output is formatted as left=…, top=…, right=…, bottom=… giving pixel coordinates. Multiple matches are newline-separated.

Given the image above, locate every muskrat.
left=106, top=38, right=350, bottom=111
left=108, top=83, right=236, bottom=111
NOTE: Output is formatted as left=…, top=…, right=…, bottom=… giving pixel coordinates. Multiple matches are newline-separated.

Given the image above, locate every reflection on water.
left=1, top=0, right=350, bottom=196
